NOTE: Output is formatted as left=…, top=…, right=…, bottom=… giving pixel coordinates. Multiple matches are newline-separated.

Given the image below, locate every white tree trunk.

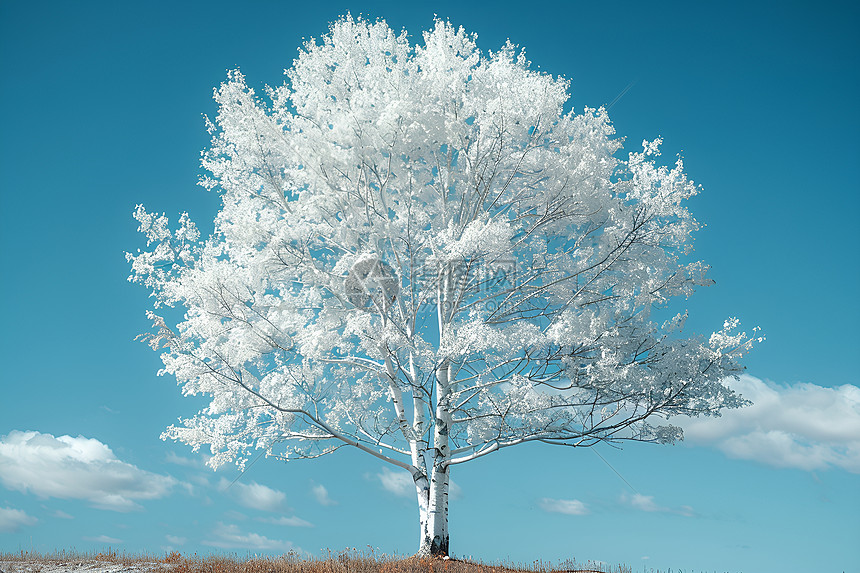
left=413, top=417, right=431, bottom=552
left=426, top=463, right=450, bottom=555
left=381, top=349, right=433, bottom=553
left=424, top=360, right=451, bottom=556
left=416, top=479, right=431, bottom=553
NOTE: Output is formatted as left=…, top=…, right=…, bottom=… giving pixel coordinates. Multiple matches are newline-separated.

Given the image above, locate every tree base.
left=415, top=534, right=449, bottom=557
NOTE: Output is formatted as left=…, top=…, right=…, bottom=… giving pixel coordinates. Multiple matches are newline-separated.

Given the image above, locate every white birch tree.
left=127, top=16, right=760, bottom=556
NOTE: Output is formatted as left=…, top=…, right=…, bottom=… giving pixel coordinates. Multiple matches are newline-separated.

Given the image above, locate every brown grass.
left=0, top=549, right=626, bottom=573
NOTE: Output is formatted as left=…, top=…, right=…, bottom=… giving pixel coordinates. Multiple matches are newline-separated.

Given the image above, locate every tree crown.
left=128, top=16, right=760, bottom=472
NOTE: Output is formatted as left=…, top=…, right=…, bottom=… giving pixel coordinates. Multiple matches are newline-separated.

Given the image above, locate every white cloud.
left=53, top=510, right=74, bottom=519
left=165, top=535, right=187, bottom=545
left=680, top=375, right=860, bottom=473
left=375, top=467, right=463, bottom=500
left=203, top=522, right=296, bottom=551
left=620, top=493, right=695, bottom=517
left=0, top=430, right=180, bottom=512
left=628, top=493, right=661, bottom=512
left=448, top=479, right=464, bottom=501
left=0, top=506, right=38, bottom=532
left=219, top=479, right=288, bottom=513
left=310, top=483, right=337, bottom=506
left=538, top=497, right=589, bottom=515
left=377, top=467, right=413, bottom=497
left=258, top=515, right=314, bottom=527
left=165, top=451, right=203, bottom=468
left=85, top=534, right=123, bottom=544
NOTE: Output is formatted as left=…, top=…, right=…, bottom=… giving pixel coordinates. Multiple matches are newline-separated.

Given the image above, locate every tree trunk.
left=417, top=268, right=453, bottom=557
left=417, top=469, right=449, bottom=556
left=414, top=468, right=431, bottom=554
left=420, top=360, right=451, bottom=556
left=425, top=466, right=449, bottom=555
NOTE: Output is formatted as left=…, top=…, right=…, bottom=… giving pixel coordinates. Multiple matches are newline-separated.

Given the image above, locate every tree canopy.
left=128, top=16, right=760, bottom=555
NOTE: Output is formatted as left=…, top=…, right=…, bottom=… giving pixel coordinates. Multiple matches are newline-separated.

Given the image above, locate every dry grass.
left=0, top=549, right=626, bottom=573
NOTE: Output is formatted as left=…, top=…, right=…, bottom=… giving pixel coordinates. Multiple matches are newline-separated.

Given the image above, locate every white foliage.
left=128, top=15, right=760, bottom=553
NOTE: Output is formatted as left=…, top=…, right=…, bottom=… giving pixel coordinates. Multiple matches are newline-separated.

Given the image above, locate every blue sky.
left=1, top=1, right=858, bottom=571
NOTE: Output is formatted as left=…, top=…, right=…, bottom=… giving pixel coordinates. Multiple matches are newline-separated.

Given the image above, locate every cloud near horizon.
left=0, top=506, right=38, bottom=533
left=620, top=493, right=695, bottom=517
left=218, top=478, right=289, bottom=513
left=376, top=467, right=463, bottom=500
left=203, top=522, right=296, bottom=551
left=679, top=375, right=860, bottom=473
left=85, top=534, right=124, bottom=544
left=0, top=431, right=180, bottom=512
left=538, top=497, right=589, bottom=515
left=258, top=515, right=314, bottom=527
